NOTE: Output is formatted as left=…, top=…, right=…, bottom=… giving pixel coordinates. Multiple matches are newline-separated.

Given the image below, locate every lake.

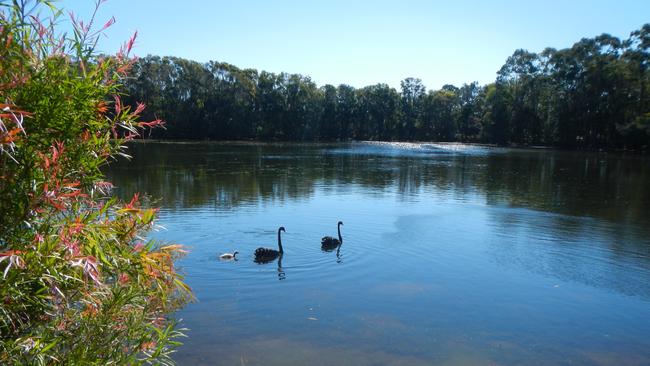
left=106, top=141, right=650, bottom=366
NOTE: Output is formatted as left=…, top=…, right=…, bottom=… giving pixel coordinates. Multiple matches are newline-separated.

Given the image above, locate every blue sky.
left=59, top=0, right=649, bottom=90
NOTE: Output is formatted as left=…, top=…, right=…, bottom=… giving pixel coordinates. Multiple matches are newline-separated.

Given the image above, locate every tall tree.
left=400, top=78, right=427, bottom=139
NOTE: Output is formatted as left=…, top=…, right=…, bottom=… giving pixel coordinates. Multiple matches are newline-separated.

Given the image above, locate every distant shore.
left=124, top=139, right=648, bottom=154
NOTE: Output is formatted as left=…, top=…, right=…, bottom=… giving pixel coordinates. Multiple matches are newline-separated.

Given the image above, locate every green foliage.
left=423, top=88, right=459, bottom=141
left=0, top=1, right=191, bottom=364
left=482, top=83, right=512, bottom=145
left=122, top=24, right=649, bottom=150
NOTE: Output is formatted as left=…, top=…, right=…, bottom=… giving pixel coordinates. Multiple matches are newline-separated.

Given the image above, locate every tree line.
left=122, top=24, right=649, bottom=150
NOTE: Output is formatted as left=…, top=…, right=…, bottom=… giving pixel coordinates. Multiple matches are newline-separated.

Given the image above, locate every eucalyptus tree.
left=400, top=77, right=427, bottom=139
left=336, top=84, right=358, bottom=140
left=457, top=82, right=483, bottom=140
left=422, top=88, right=459, bottom=141
left=321, top=84, right=339, bottom=140
left=618, top=24, right=650, bottom=148
left=482, top=83, right=512, bottom=145
left=356, top=84, right=401, bottom=140
left=497, top=49, right=543, bottom=144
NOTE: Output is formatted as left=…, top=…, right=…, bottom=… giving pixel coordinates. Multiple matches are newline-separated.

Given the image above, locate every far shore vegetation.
left=123, top=25, right=649, bottom=151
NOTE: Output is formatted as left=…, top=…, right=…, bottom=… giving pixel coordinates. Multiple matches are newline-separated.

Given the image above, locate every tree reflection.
left=106, top=142, right=650, bottom=259
left=107, top=143, right=649, bottom=225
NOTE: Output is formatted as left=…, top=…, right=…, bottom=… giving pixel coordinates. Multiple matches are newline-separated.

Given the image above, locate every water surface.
left=106, top=142, right=650, bottom=365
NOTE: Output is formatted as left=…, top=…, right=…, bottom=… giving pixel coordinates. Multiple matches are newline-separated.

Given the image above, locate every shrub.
left=0, top=1, right=191, bottom=364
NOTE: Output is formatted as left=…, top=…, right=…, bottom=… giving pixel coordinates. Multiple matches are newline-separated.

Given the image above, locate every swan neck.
left=337, top=223, right=343, bottom=243
left=278, top=229, right=284, bottom=253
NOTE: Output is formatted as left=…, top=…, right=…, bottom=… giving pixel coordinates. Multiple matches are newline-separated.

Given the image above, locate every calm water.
left=106, top=142, right=650, bottom=366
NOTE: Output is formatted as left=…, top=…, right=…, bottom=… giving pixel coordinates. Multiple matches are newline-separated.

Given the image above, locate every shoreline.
left=124, top=138, right=648, bottom=154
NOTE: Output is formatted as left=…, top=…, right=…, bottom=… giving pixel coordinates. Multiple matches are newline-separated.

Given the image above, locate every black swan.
left=255, top=227, right=285, bottom=263
left=321, top=221, right=343, bottom=250
left=219, top=251, right=238, bottom=260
